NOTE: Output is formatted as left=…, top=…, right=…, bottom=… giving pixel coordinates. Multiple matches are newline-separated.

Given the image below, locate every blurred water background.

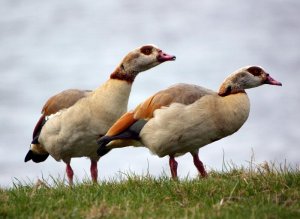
left=1, top=0, right=299, bottom=187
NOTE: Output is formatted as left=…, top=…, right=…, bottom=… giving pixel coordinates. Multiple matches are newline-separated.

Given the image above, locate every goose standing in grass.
left=97, top=66, right=282, bottom=179
left=24, top=45, right=176, bottom=184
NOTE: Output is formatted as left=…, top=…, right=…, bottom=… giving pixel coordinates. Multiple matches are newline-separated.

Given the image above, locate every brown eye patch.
left=247, top=66, right=262, bottom=76
left=140, top=45, right=153, bottom=55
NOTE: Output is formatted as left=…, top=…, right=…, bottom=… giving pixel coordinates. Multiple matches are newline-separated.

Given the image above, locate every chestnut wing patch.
left=106, top=112, right=137, bottom=136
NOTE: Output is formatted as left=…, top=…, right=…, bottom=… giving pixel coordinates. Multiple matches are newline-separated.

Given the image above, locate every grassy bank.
left=1, top=163, right=300, bottom=218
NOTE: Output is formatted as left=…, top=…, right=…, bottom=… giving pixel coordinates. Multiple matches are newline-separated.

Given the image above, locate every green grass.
left=1, top=162, right=300, bottom=219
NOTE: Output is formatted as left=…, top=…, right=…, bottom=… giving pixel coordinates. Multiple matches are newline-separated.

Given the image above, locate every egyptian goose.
left=97, top=66, right=282, bottom=179
left=24, top=45, right=176, bottom=184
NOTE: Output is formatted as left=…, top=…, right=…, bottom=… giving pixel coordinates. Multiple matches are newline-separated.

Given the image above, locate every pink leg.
left=192, top=153, right=207, bottom=178
left=169, top=155, right=178, bottom=180
left=90, top=160, right=98, bottom=183
left=66, top=162, right=74, bottom=185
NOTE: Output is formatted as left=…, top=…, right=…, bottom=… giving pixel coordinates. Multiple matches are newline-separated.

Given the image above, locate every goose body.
left=25, top=45, right=176, bottom=184
left=97, top=66, right=282, bottom=179
left=141, top=91, right=250, bottom=157
left=39, top=80, right=131, bottom=160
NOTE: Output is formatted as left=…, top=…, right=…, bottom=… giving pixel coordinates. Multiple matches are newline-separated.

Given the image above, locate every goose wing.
left=32, top=89, right=92, bottom=140
left=106, top=83, right=214, bottom=137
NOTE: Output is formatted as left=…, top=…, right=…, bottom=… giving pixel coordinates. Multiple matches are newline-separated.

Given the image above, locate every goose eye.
left=247, top=66, right=262, bottom=76
left=140, top=46, right=153, bottom=55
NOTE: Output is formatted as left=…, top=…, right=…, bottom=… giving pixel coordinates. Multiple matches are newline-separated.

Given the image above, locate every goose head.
left=111, top=45, right=176, bottom=82
left=218, top=66, right=282, bottom=96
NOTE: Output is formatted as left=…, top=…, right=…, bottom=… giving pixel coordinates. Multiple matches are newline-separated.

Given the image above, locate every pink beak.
left=265, top=74, right=282, bottom=86
left=157, top=50, right=176, bottom=62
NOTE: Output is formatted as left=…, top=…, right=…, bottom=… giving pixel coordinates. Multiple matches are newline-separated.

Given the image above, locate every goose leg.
left=65, top=160, right=74, bottom=185
left=90, top=160, right=98, bottom=183
left=169, top=155, right=178, bottom=180
left=191, top=151, right=207, bottom=178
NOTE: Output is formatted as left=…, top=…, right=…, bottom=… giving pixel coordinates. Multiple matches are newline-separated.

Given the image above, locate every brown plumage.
left=42, top=89, right=91, bottom=116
